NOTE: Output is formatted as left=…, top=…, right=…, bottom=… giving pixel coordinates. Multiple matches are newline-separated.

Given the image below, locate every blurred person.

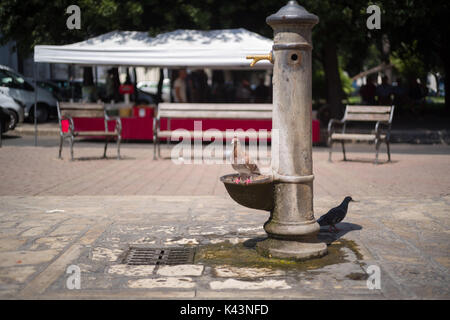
left=359, top=75, right=377, bottom=105
left=186, top=70, right=195, bottom=102
left=173, top=69, right=187, bottom=103
left=81, top=67, right=96, bottom=102
left=236, top=79, right=252, bottom=103
left=196, top=70, right=209, bottom=102
left=224, top=81, right=236, bottom=103
left=187, top=70, right=209, bottom=102
left=105, top=69, right=115, bottom=102
left=419, top=80, right=428, bottom=100
left=212, top=70, right=226, bottom=102
left=393, top=78, right=408, bottom=107
left=376, top=75, right=393, bottom=105
left=254, top=78, right=269, bottom=103
left=408, top=77, right=423, bottom=103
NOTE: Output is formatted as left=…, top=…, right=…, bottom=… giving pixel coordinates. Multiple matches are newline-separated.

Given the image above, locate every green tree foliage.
left=391, top=41, right=427, bottom=82
left=0, top=0, right=447, bottom=110
left=0, top=0, right=144, bottom=55
left=380, top=0, right=450, bottom=108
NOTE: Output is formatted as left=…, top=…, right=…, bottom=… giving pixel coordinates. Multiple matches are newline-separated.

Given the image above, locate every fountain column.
left=256, top=1, right=327, bottom=260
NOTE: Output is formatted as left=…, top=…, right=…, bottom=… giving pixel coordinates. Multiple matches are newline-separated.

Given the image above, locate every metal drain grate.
left=123, top=246, right=196, bottom=265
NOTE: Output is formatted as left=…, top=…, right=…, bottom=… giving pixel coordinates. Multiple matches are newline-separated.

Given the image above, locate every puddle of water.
left=195, top=238, right=363, bottom=272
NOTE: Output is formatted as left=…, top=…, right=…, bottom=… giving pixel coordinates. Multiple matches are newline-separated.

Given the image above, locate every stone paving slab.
left=0, top=195, right=448, bottom=299
left=0, top=142, right=448, bottom=299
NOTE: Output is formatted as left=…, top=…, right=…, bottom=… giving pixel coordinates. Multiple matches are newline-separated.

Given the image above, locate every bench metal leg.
left=153, top=138, right=157, bottom=160
left=103, top=138, right=108, bottom=158
left=69, top=136, right=74, bottom=161
left=158, top=139, right=161, bottom=159
left=328, top=139, right=333, bottom=162
left=58, top=136, right=63, bottom=159
left=341, top=141, right=347, bottom=161
left=117, top=135, right=121, bottom=160
left=386, top=140, right=391, bottom=162
left=374, top=139, right=380, bottom=165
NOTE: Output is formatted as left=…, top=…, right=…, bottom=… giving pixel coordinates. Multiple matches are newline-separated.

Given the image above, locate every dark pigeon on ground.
left=317, top=196, right=355, bottom=233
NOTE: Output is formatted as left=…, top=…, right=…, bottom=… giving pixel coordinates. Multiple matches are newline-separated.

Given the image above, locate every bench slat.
left=158, top=103, right=272, bottom=111
left=74, top=131, right=118, bottom=136
left=346, top=106, right=392, bottom=113
left=59, top=102, right=105, bottom=118
left=158, top=130, right=271, bottom=139
left=344, top=113, right=391, bottom=122
left=60, top=109, right=105, bottom=118
left=331, top=133, right=386, bottom=141
left=59, top=103, right=104, bottom=110
left=158, top=110, right=272, bottom=119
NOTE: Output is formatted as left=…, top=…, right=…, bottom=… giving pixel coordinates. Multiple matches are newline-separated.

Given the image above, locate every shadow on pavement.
left=1, top=134, right=21, bottom=140
left=336, top=158, right=398, bottom=165
left=63, top=155, right=136, bottom=161
left=318, top=222, right=362, bottom=244
left=240, top=222, right=362, bottom=248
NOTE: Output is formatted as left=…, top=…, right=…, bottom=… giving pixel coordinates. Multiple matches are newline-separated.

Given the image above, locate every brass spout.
left=246, top=52, right=273, bottom=67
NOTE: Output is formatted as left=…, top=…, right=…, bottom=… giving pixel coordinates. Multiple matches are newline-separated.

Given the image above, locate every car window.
left=0, top=69, right=34, bottom=91
left=0, top=70, right=14, bottom=87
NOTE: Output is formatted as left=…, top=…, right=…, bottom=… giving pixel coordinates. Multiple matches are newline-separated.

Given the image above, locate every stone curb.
left=12, top=124, right=450, bottom=144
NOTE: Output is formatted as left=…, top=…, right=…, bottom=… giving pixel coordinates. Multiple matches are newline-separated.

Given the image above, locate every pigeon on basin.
left=230, top=136, right=260, bottom=184
left=317, top=196, right=355, bottom=233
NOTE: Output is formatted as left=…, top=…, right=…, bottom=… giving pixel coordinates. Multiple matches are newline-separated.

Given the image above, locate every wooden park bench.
left=327, top=105, right=394, bottom=164
left=153, top=103, right=272, bottom=159
left=57, top=102, right=122, bottom=160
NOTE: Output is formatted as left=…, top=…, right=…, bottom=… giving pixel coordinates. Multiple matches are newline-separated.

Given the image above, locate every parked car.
left=0, top=89, right=24, bottom=129
left=0, top=106, right=12, bottom=136
left=0, top=65, right=57, bottom=122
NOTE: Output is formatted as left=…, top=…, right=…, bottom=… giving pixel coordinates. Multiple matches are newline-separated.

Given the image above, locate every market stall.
left=34, top=28, right=319, bottom=142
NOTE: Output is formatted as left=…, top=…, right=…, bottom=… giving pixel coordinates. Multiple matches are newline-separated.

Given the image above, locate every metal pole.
left=70, top=65, right=74, bottom=102
left=256, top=1, right=327, bottom=260
left=34, top=62, right=38, bottom=146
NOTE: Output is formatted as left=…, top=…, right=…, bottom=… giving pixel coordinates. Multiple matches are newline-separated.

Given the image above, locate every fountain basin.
left=220, top=174, right=274, bottom=211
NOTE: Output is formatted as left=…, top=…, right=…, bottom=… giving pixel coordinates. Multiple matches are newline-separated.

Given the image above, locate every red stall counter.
left=66, top=106, right=320, bottom=142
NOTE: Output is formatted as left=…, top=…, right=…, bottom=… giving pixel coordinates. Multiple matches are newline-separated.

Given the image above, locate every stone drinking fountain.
left=221, top=1, right=327, bottom=260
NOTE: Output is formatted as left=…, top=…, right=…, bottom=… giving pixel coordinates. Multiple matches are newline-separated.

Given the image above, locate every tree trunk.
left=322, top=40, right=344, bottom=118
left=381, top=34, right=392, bottom=81
left=442, top=49, right=450, bottom=112
left=445, top=61, right=449, bottom=112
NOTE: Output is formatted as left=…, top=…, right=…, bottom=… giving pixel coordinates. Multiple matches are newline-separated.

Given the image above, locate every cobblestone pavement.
left=0, top=141, right=449, bottom=198
left=0, top=141, right=449, bottom=299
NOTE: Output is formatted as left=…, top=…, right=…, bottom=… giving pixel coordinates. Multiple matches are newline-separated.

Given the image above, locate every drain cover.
left=123, top=246, right=196, bottom=265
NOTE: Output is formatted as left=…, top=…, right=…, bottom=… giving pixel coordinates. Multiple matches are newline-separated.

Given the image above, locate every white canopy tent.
left=34, top=28, right=273, bottom=69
